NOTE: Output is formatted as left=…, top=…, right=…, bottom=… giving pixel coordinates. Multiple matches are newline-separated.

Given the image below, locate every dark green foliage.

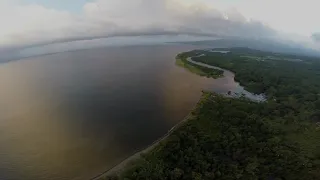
left=117, top=94, right=317, bottom=179
left=109, top=48, right=320, bottom=179
left=193, top=48, right=320, bottom=100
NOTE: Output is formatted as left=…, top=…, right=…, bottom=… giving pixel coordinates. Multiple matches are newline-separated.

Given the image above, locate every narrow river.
left=187, top=54, right=266, bottom=102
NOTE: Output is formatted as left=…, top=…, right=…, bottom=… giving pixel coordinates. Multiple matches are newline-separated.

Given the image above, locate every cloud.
left=312, top=33, right=320, bottom=43
left=0, top=0, right=277, bottom=49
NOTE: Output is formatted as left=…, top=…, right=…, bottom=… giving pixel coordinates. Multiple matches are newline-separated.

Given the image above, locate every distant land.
left=178, top=38, right=320, bottom=58
left=2, top=36, right=320, bottom=63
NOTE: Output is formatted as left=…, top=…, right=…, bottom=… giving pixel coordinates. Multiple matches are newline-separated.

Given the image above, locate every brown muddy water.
left=0, top=44, right=258, bottom=180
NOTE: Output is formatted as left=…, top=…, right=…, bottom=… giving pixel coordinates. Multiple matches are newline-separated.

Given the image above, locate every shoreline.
left=91, top=95, right=203, bottom=180
left=91, top=50, right=266, bottom=179
left=91, top=48, right=320, bottom=179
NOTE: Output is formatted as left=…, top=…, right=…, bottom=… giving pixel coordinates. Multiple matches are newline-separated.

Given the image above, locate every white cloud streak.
left=0, top=0, right=277, bottom=49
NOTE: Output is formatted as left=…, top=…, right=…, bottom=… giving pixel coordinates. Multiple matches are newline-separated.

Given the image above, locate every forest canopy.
left=104, top=48, right=320, bottom=180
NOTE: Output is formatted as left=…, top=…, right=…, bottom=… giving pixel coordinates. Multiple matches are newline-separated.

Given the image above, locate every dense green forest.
left=103, top=48, right=320, bottom=180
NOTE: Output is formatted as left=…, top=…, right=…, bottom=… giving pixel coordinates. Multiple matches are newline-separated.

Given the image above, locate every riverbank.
left=98, top=90, right=317, bottom=179
left=93, top=93, right=207, bottom=180
left=93, top=50, right=263, bottom=180
left=94, top=48, right=320, bottom=179
left=184, top=53, right=266, bottom=102
left=175, top=53, right=224, bottom=79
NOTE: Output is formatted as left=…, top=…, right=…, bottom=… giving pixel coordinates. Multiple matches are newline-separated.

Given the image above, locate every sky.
left=0, top=0, right=320, bottom=50
left=18, top=0, right=90, bottom=12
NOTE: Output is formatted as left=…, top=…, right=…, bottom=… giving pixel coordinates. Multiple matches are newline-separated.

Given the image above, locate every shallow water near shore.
left=0, top=44, right=261, bottom=180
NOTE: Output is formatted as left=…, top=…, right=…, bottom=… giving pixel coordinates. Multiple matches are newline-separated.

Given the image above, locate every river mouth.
left=0, top=44, right=256, bottom=180
left=186, top=53, right=266, bottom=102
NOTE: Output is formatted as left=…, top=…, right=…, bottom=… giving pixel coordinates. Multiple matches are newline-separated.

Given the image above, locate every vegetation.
left=176, top=52, right=223, bottom=78
left=103, top=48, right=320, bottom=180
left=192, top=48, right=320, bottom=96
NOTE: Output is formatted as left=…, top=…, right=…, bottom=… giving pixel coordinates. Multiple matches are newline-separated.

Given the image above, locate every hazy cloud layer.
left=0, top=0, right=277, bottom=49
left=312, top=33, right=320, bottom=42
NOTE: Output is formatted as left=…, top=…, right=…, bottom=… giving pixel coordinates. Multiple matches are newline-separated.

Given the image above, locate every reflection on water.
left=0, top=44, right=246, bottom=180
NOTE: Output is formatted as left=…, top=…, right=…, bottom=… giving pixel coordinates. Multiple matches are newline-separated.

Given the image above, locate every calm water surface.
left=0, top=44, right=244, bottom=180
